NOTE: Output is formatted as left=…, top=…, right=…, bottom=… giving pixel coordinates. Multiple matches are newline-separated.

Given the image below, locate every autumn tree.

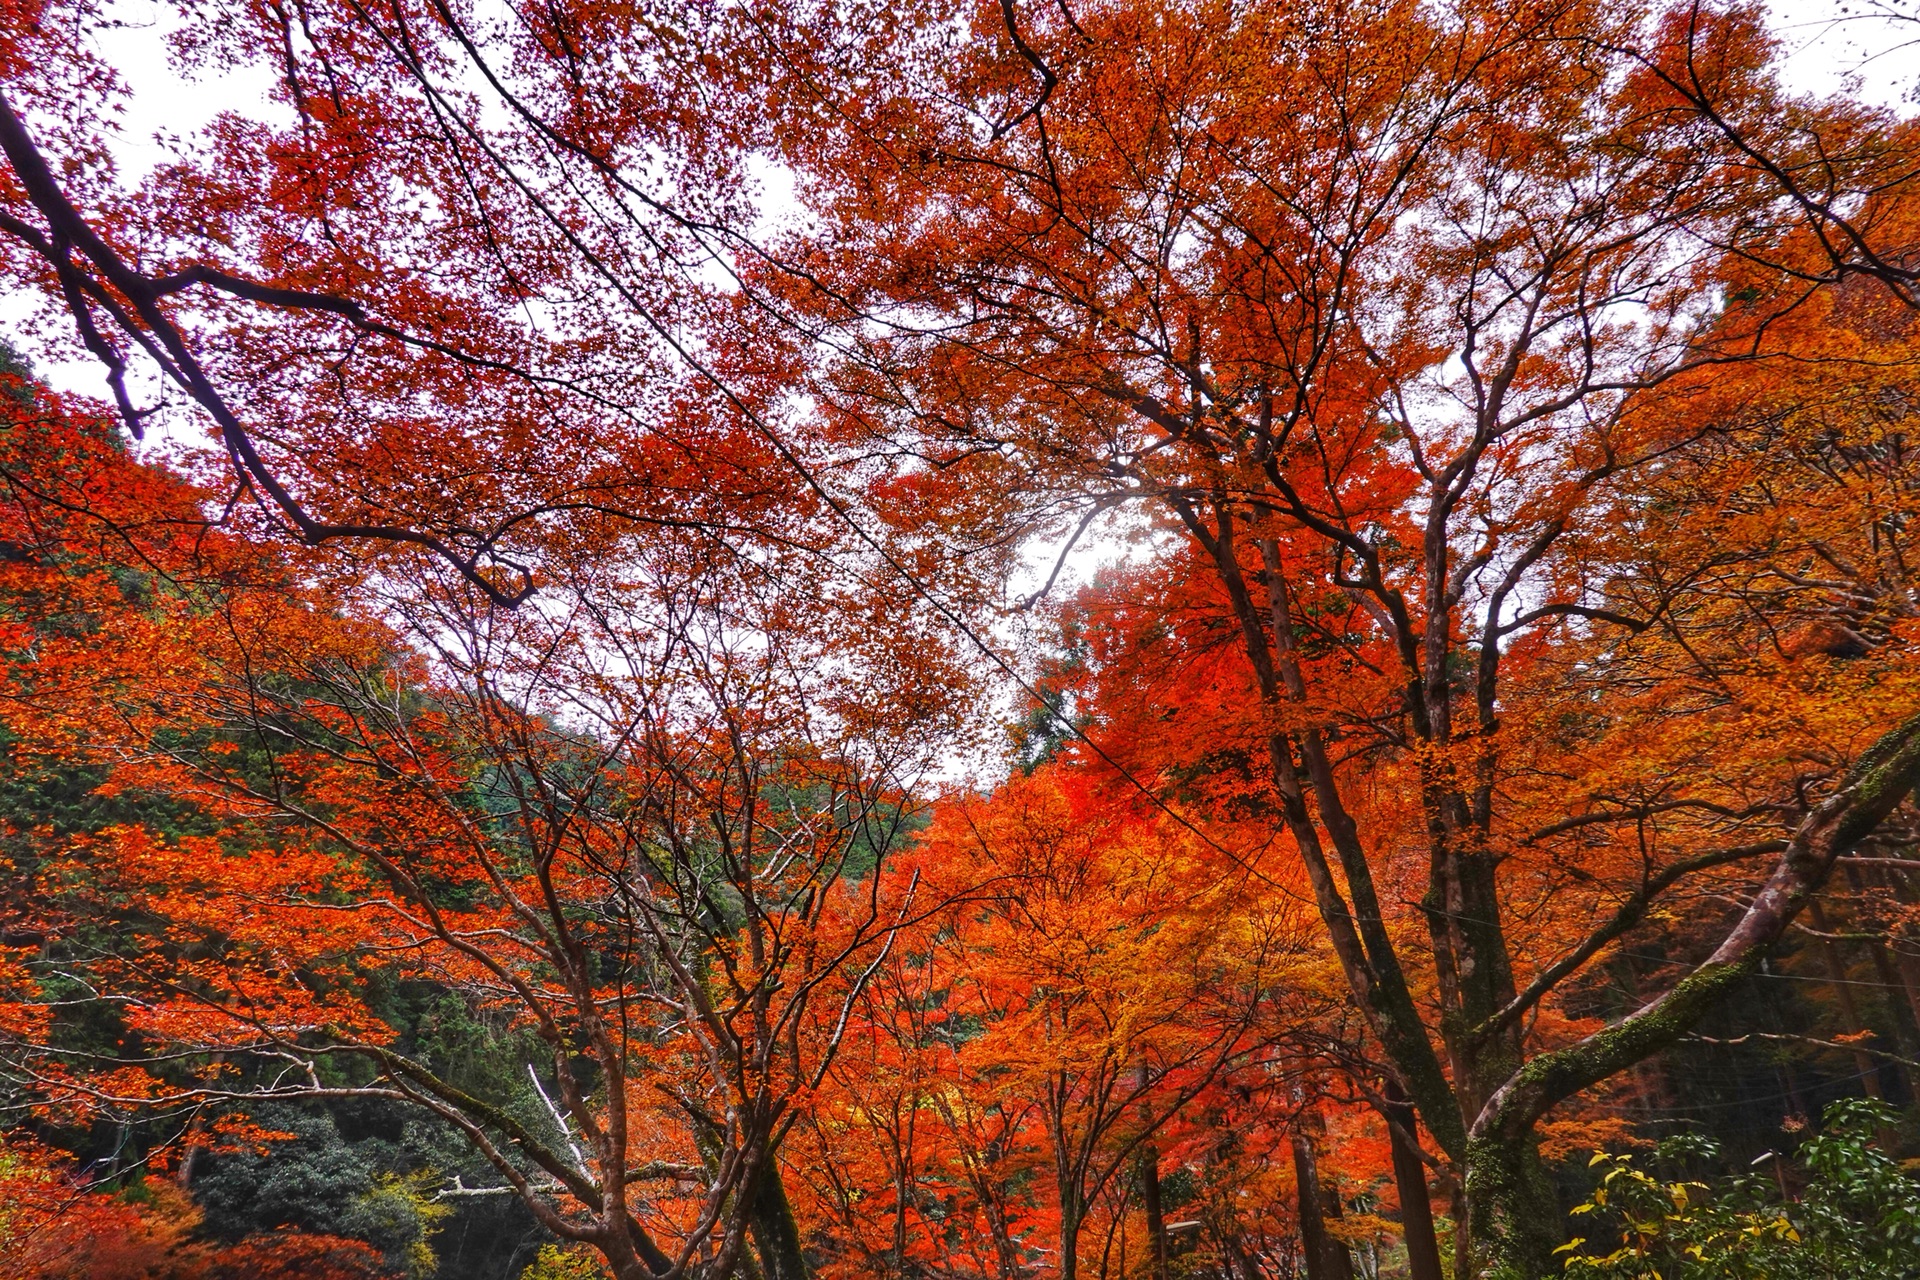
left=7, top=0, right=1920, bottom=1276
left=738, top=0, right=1920, bottom=1272
left=0, top=340, right=971, bottom=1280
left=785, top=761, right=1362, bottom=1280
left=0, top=1, right=989, bottom=1269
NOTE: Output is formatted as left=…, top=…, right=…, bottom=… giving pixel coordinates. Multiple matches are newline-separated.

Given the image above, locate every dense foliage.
left=4, top=1, right=1920, bottom=1278
left=1562, top=1101, right=1920, bottom=1280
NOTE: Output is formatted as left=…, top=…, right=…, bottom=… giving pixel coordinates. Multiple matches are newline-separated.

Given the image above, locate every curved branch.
left=1474, top=709, right=1920, bottom=1142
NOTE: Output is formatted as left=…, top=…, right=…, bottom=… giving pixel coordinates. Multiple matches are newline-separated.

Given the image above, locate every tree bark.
left=1291, top=1128, right=1354, bottom=1280
left=1135, top=1060, right=1168, bottom=1280
left=1059, top=1197, right=1083, bottom=1280
left=1137, top=1141, right=1168, bottom=1280
left=1382, top=1084, right=1443, bottom=1280
left=1461, top=1133, right=1563, bottom=1280
left=745, top=1158, right=810, bottom=1280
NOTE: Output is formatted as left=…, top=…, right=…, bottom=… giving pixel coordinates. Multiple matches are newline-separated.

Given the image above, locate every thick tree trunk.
left=1135, top=1060, right=1168, bottom=1280
left=1448, top=1187, right=1471, bottom=1280
left=1059, top=1199, right=1083, bottom=1280
left=1462, top=1133, right=1563, bottom=1280
left=1138, top=1141, right=1168, bottom=1280
left=745, top=1159, right=810, bottom=1280
left=692, top=1120, right=792, bottom=1280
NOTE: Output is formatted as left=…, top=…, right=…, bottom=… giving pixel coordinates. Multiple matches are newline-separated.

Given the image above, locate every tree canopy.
left=4, top=2, right=1920, bottom=1279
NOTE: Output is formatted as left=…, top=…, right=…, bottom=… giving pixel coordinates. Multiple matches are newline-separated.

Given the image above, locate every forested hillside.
left=4, top=2, right=1920, bottom=1278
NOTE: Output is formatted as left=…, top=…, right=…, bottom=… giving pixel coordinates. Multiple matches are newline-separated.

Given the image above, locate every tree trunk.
left=1291, top=1129, right=1354, bottom=1280
left=1138, top=1141, right=1168, bottom=1280
left=1462, top=1133, right=1563, bottom=1280
left=1449, top=1187, right=1470, bottom=1280
left=1135, top=1060, right=1168, bottom=1280
left=1059, top=1197, right=1083, bottom=1280
left=1382, top=1084, right=1443, bottom=1280
left=745, top=1158, right=810, bottom=1280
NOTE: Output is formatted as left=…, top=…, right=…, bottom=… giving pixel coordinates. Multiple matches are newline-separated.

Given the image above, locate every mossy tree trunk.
left=744, top=1159, right=809, bottom=1280
left=1460, top=1134, right=1564, bottom=1280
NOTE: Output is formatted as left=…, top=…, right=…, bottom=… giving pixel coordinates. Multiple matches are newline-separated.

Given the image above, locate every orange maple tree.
left=740, top=0, right=1920, bottom=1271
left=0, top=361, right=964, bottom=1278
left=3, top=0, right=1920, bottom=1277
left=788, top=765, right=1344, bottom=1280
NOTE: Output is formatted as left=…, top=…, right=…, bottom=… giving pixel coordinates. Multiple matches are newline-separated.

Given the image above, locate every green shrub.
left=1560, top=1098, right=1920, bottom=1279
left=518, top=1244, right=611, bottom=1280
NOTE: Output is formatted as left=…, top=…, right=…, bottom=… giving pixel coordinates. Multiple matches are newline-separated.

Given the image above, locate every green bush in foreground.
left=1560, top=1099, right=1920, bottom=1279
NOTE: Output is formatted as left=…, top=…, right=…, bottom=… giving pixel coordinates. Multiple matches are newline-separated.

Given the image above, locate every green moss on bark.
left=1464, top=1132, right=1564, bottom=1280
